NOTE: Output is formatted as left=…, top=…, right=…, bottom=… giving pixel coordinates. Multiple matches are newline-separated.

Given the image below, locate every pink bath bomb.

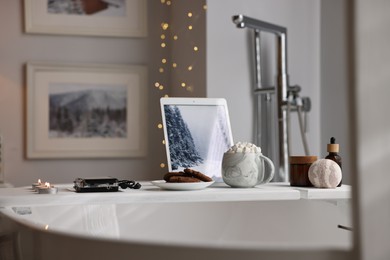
left=308, top=159, right=342, bottom=188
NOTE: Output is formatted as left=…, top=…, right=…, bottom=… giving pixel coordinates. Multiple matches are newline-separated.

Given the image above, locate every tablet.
left=160, top=97, right=234, bottom=181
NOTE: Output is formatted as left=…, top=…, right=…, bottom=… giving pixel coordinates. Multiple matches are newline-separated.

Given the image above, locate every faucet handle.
left=288, top=84, right=302, bottom=96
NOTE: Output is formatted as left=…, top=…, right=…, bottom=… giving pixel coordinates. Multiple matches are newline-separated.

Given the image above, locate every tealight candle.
left=32, top=179, right=42, bottom=190
left=37, top=182, right=58, bottom=194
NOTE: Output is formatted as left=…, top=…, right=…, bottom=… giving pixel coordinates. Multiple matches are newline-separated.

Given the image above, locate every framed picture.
left=24, top=0, right=147, bottom=37
left=26, top=62, right=148, bottom=159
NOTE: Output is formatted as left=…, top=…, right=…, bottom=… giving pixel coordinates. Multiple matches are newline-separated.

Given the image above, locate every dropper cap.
left=327, top=137, right=339, bottom=153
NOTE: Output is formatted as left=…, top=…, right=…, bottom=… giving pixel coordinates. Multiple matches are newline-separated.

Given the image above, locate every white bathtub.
left=0, top=183, right=352, bottom=260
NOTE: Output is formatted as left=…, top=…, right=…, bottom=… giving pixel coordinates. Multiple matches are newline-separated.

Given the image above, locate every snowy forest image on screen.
left=164, top=104, right=232, bottom=180
left=49, top=83, right=127, bottom=138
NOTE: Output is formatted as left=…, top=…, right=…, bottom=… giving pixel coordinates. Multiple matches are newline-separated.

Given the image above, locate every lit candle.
left=37, top=182, right=58, bottom=194
left=32, top=179, right=42, bottom=190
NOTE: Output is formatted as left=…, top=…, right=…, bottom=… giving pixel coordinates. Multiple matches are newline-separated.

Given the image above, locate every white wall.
left=320, top=0, right=351, bottom=184
left=206, top=0, right=321, bottom=168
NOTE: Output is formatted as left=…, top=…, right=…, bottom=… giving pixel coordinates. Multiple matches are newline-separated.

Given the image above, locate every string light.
left=160, top=0, right=165, bottom=3
left=161, top=42, right=166, bottom=48
left=181, top=82, right=186, bottom=87
left=161, top=23, right=169, bottom=30
left=166, top=1, right=171, bottom=6
left=159, top=85, right=164, bottom=90
left=159, top=67, right=164, bottom=73
left=188, top=12, right=193, bottom=17
left=188, top=65, right=193, bottom=71
left=162, top=140, right=166, bottom=145
left=157, top=123, right=163, bottom=129
left=188, top=25, right=193, bottom=30
left=161, top=34, right=166, bottom=40
left=173, top=35, right=178, bottom=40
left=203, top=5, right=207, bottom=10
left=193, top=46, right=199, bottom=51
left=155, top=82, right=160, bottom=87
left=160, top=163, right=166, bottom=168
left=162, top=58, right=167, bottom=64
left=172, top=63, right=177, bottom=68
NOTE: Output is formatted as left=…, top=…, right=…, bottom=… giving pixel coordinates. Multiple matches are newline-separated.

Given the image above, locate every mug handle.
left=258, top=154, right=275, bottom=184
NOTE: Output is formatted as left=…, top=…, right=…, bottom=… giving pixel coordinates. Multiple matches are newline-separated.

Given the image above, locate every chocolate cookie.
left=163, top=171, right=186, bottom=182
left=184, top=168, right=213, bottom=182
left=168, top=175, right=201, bottom=183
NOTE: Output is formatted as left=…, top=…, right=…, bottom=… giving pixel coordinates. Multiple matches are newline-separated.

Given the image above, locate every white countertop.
left=0, top=182, right=351, bottom=207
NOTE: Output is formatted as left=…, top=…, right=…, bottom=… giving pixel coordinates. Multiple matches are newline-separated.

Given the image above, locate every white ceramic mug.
left=222, top=152, right=275, bottom=188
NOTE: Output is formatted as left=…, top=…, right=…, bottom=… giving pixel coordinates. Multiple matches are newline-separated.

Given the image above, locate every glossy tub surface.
left=0, top=183, right=352, bottom=260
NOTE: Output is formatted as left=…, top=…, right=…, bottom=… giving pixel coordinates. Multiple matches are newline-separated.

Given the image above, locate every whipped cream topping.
left=226, top=142, right=262, bottom=154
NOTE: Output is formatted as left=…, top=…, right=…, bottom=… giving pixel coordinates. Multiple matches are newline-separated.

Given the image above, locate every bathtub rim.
left=0, top=201, right=352, bottom=253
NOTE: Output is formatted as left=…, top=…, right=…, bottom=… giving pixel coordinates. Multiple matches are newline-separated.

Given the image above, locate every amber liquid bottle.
left=325, top=137, right=342, bottom=186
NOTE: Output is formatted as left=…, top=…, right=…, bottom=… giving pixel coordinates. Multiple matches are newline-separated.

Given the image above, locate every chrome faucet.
left=232, top=14, right=310, bottom=182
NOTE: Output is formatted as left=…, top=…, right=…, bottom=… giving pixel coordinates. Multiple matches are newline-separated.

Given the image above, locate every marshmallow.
left=227, top=142, right=262, bottom=154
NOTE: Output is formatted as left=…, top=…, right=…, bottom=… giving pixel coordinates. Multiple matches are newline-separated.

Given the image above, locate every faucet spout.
left=232, top=15, right=287, bottom=35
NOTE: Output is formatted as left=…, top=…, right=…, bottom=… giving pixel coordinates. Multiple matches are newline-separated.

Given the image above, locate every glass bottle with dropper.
left=325, top=137, right=342, bottom=186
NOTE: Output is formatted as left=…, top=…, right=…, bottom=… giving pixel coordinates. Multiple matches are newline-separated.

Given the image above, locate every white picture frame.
left=24, top=0, right=147, bottom=37
left=26, top=62, right=147, bottom=159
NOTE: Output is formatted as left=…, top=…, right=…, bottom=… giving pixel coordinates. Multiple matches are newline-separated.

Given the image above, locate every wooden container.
left=289, top=156, right=318, bottom=187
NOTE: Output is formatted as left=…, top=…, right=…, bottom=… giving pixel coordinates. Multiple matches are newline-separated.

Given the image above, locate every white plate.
left=151, top=180, right=215, bottom=191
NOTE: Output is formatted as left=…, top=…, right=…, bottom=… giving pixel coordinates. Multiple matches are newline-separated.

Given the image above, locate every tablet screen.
left=161, top=98, right=233, bottom=181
